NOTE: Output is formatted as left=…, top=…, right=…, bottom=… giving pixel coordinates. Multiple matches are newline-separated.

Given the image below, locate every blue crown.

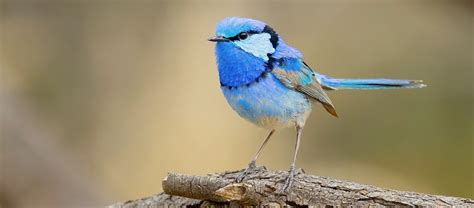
left=215, top=17, right=266, bottom=38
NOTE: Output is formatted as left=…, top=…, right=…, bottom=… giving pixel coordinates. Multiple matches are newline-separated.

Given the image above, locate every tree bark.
left=109, top=167, right=473, bottom=207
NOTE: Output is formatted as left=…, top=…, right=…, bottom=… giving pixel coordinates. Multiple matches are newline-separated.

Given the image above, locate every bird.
left=208, top=17, right=426, bottom=192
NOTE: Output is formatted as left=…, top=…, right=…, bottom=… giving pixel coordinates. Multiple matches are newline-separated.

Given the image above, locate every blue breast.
left=221, top=73, right=311, bottom=129
left=215, top=42, right=268, bottom=87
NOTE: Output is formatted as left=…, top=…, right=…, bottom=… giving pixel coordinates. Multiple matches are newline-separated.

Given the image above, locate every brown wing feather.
left=272, top=61, right=338, bottom=118
left=295, top=84, right=338, bottom=117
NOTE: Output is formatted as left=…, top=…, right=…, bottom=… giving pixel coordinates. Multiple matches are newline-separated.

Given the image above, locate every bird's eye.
left=238, top=32, right=249, bottom=40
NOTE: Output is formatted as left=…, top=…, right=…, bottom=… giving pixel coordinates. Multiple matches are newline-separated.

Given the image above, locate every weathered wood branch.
left=110, top=167, right=473, bottom=207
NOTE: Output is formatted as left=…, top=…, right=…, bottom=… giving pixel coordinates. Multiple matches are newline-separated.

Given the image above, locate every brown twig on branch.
left=109, top=167, right=473, bottom=207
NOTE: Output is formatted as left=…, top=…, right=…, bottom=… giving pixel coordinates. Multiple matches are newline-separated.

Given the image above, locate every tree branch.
left=109, top=167, right=473, bottom=207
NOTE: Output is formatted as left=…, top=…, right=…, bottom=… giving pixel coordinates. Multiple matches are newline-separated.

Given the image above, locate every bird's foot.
left=279, top=166, right=296, bottom=193
left=235, top=161, right=259, bottom=183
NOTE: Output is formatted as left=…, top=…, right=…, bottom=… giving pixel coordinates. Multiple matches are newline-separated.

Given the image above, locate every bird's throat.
left=215, top=42, right=273, bottom=88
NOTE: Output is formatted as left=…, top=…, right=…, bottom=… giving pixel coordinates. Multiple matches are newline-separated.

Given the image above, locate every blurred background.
left=1, top=0, right=472, bottom=207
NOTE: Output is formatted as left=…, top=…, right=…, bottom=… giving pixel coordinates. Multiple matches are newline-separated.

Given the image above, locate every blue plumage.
left=208, top=17, right=426, bottom=192
left=216, top=17, right=266, bottom=38
left=316, top=73, right=426, bottom=90
left=222, top=73, right=311, bottom=129
left=215, top=42, right=268, bottom=87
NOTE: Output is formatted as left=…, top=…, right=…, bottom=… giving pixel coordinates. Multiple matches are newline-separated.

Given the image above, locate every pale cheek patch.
left=234, top=33, right=275, bottom=61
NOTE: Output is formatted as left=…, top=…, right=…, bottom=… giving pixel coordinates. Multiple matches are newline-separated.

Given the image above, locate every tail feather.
left=316, top=74, right=427, bottom=90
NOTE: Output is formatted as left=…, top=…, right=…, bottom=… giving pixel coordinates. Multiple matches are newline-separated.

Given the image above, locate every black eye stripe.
left=225, top=25, right=278, bottom=48
left=238, top=32, right=248, bottom=40
left=226, top=31, right=259, bottom=41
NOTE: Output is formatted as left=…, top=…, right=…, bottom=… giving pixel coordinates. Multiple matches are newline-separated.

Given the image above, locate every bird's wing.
left=272, top=59, right=338, bottom=117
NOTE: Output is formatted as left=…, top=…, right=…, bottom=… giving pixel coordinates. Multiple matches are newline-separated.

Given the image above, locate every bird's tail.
left=315, top=74, right=426, bottom=90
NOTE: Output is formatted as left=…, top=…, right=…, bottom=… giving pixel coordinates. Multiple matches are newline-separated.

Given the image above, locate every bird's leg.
left=235, top=129, right=275, bottom=182
left=281, top=125, right=303, bottom=192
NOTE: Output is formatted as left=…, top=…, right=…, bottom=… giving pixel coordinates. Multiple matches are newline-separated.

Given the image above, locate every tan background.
left=1, top=0, right=472, bottom=207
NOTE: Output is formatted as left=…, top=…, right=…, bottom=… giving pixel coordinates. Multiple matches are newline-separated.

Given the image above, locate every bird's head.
left=209, top=17, right=279, bottom=62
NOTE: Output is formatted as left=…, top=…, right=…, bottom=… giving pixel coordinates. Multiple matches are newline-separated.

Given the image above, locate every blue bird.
left=208, top=17, right=426, bottom=192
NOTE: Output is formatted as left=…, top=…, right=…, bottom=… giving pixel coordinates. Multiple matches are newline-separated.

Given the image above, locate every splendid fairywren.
left=208, top=17, right=425, bottom=192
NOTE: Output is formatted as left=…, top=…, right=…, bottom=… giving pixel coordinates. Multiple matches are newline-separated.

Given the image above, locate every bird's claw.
left=235, top=161, right=257, bottom=183
left=279, top=166, right=296, bottom=193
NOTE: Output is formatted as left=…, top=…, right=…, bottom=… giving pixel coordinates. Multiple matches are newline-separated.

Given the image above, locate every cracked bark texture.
left=109, top=167, right=473, bottom=207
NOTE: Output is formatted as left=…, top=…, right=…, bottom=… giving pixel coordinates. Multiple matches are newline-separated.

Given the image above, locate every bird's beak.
left=208, top=36, right=230, bottom=42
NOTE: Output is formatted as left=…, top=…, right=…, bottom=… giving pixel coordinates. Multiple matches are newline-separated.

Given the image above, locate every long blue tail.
left=316, top=73, right=426, bottom=90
